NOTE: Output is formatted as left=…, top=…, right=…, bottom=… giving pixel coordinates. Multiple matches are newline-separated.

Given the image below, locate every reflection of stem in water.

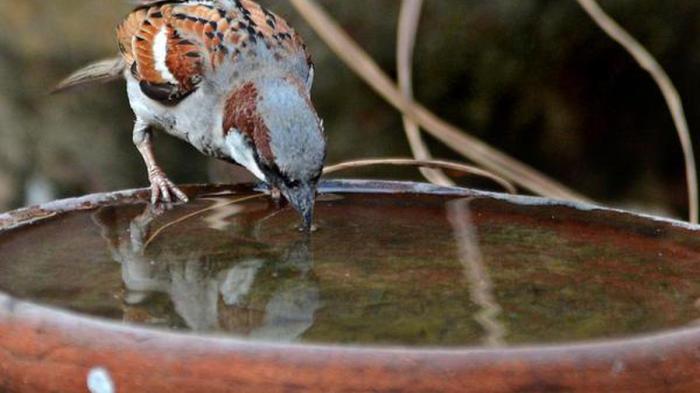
left=693, top=298, right=700, bottom=326
left=144, top=193, right=265, bottom=248
left=447, top=198, right=506, bottom=347
left=201, top=197, right=249, bottom=231
left=252, top=207, right=287, bottom=240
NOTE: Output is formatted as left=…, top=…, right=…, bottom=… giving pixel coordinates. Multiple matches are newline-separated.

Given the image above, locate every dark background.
left=1, top=0, right=698, bottom=219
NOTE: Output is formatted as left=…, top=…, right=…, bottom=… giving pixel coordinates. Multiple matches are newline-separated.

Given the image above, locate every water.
left=0, top=187, right=699, bottom=347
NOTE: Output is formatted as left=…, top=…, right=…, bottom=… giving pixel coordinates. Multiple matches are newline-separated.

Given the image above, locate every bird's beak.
left=281, top=182, right=316, bottom=232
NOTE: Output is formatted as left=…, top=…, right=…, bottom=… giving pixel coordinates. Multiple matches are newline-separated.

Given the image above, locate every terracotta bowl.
left=0, top=181, right=699, bottom=393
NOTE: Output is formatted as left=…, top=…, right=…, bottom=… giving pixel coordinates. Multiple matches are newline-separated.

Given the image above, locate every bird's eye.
left=286, top=179, right=300, bottom=188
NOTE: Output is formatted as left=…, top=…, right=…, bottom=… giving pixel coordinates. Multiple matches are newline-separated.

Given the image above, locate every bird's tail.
left=52, top=57, right=126, bottom=94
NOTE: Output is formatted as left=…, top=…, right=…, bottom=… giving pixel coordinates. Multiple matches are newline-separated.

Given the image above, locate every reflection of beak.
left=281, top=182, right=316, bottom=232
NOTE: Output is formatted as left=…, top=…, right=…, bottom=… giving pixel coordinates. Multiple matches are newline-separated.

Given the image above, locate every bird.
left=55, top=0, right=327, bottom=231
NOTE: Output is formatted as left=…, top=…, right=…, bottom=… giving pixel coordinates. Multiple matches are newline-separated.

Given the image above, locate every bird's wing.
left=117, top=1, right=309, bottom=105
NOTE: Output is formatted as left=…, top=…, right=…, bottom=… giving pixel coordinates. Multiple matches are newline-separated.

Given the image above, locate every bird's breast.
left=126, top=73, right=227, bottom=158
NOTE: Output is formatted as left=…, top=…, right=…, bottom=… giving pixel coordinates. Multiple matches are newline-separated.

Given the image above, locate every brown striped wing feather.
left=116, top=0, right=308, bottom=105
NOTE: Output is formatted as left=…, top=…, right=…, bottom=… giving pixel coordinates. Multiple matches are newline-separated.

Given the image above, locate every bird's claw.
left=148, top=169, right=189, bottom=205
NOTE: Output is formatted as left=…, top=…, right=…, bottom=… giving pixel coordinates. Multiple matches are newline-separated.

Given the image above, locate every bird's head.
left=223, top=76, right=326, bottom=231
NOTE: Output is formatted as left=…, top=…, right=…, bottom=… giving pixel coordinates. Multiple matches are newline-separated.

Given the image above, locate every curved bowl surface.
left=0, top=180, right=698, bottom=393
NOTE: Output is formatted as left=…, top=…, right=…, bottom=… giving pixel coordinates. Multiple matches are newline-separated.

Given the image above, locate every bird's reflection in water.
left=92, top=200, right=320, bottom=342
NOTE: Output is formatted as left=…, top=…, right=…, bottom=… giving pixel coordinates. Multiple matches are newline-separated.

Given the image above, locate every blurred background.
left=1, top=0, right=699, bottom=219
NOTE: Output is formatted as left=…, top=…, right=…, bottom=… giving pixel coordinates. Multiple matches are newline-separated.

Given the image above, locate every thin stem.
left=576, top=0, right=698, bottom=223
left=323, top=158, right=517, bottom=194
left=398, top=0, right=454, bottom=186
left=289, top=0, right=590, bottom=203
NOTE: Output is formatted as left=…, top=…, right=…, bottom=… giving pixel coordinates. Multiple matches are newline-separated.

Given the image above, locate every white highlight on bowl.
left=87, top=367, right=115, bottom=393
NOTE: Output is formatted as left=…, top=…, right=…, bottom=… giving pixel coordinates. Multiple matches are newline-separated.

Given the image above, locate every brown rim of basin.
left=0, top=180, right=699, bottom=393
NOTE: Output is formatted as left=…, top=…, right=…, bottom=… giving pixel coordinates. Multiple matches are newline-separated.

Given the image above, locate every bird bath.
left=0, top=180, right=699, bottom=392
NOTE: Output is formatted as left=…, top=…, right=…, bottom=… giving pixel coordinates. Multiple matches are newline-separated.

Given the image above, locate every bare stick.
left=576, top=0, right=698, bottom=223
left=323, top=158, right=517, bottom=194
left=289, top=0, right=590, bottom=203
left=398, top=0, right=454, bottom=186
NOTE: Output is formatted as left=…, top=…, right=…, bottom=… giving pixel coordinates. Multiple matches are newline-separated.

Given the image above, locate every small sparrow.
left=56, top=0, right=326, bottom=231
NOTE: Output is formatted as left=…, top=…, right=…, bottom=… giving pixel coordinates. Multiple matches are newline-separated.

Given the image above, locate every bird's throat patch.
left=223, top=82, right=275, bottom=164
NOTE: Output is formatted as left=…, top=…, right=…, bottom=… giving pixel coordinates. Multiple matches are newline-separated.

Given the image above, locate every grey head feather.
left=256, top=77, right=326, bottom=183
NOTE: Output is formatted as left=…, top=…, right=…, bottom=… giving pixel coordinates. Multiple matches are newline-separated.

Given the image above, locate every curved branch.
left=576, top=0, right=698, bottom=223
left=398, top=0, right=454, bottom=186
left=323, top=158, right=517, bottom=194
left=289, top=0, right=590, bottom=203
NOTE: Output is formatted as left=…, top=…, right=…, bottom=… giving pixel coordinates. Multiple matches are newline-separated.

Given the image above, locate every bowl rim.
left=1, top=178, right=699, bottom=356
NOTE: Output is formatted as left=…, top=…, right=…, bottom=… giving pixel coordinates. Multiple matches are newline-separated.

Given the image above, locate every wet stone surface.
left=0, top=187, right=699, bottom=347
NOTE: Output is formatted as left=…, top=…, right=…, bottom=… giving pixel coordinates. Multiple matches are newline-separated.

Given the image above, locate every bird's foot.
left=148, top=168, right=189, bottom=205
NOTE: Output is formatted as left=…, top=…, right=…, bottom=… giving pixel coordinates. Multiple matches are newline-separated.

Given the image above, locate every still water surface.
left=0, top=187, right=699, bottom=347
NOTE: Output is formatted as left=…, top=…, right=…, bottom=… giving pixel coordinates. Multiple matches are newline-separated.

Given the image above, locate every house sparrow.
left=56, top=0, right=326, bottom=231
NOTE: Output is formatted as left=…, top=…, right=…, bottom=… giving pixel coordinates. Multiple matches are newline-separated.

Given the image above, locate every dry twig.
left=576, top=0, right=698, bottom=223
left=324, top=158, right=517, bottom=194
left=398, top=0, right=454, bottom=186
left=289, top=0, right=590, bottom=203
